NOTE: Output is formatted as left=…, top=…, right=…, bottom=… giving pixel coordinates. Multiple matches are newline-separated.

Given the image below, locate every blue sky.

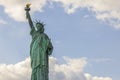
left=0, top=0, right=120, bottom=80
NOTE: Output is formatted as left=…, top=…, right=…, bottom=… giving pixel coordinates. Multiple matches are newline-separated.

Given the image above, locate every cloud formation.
left=0, top=0, right=46, bottom=21
left=49, top=57, right=87, bottom=80
left=0, top=0, right=120, bottom=28
left=0, top=58, right=31, bottom=80
left=85, top=73, right=112, bottom=80
left=0, top=57, right=112, bottom=80
left=51, top=0, right=120, bottom=28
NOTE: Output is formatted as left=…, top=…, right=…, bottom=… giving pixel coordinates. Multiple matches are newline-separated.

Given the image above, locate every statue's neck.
left=36, top=30, right=44, bottom=34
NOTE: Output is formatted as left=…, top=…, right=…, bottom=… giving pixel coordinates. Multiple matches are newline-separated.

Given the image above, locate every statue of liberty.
left=25, top=4, right=53, bottom=80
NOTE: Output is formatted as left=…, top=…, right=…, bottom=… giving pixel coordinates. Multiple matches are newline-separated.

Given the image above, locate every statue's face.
left=36, top=23, right=44, bottom=32
left=36, top=23, right=41, bottom=30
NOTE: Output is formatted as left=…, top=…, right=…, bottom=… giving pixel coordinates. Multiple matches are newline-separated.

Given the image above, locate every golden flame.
left=26, top=3, right=31, bottom=8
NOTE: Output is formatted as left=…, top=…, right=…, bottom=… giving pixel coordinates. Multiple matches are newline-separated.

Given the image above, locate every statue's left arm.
left=47, top=39, right=53, bottom=55
left=41, top=34, right=53, bottom=55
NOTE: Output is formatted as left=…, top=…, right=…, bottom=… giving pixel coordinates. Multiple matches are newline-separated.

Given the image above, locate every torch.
left=25, top=3, right=31, bottom=19
left=25, top=3, right=31, bottom=12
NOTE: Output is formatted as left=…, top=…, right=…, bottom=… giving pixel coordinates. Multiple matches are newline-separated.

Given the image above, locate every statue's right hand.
left=25, top=3, right=31, bottom=12
left=25, top=7, right=30, bottom=12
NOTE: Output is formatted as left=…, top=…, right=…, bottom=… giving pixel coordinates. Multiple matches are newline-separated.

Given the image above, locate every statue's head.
left=35, top=22, right=44, bottom=33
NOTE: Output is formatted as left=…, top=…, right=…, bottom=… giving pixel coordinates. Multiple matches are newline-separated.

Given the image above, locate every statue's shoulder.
left=41, top=33, right=49, bottom=40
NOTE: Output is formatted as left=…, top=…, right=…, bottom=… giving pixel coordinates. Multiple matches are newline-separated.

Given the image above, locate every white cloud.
left=0, top=56, right=112, bottom=80
left=49, top=57, right=87, bottom=80
left=0, top=0, right=46, bottom=22
left=51, top=0, right=120, bottom=28
left=0, top=0, right=120, bottom=28
left=85, top=73, right=112, bottom=80
left=0, top=58, right=31, bottom=80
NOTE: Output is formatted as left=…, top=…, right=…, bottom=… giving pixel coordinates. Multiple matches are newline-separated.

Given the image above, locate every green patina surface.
left=25, top=5, right=53, bottom=80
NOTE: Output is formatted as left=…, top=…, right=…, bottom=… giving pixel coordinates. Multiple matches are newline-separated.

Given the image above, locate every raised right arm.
left=25, top=4, right=35, bottom=30
left=26, top=10, right=34, bottom=29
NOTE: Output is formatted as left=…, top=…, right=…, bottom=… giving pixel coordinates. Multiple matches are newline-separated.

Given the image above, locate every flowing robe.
left=30, top=27, right=53, bottom=80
